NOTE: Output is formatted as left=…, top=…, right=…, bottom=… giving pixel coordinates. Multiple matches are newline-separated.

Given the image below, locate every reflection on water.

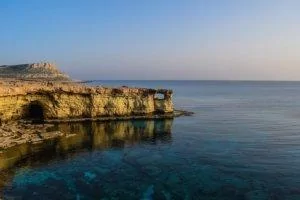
left=57, top=119, right=172, bottom=151
left=5, top=81, right=300, bottom=199
left=0, top=119, right=173, bottom=197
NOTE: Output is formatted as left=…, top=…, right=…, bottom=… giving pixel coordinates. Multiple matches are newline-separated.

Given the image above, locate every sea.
left=2, top=80, right=300, bottom=199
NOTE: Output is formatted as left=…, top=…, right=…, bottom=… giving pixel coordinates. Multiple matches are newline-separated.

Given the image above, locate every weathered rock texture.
left=0, top=122, right=61, bottom=150
left=0, top=62, right=70, bottom=80
left=0, top=79, right=173, bottom=122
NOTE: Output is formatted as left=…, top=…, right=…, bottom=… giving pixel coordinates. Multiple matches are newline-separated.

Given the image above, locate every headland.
left=0, top=62, right=191, bottom=169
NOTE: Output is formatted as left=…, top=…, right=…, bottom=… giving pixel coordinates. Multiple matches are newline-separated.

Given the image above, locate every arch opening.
left=26, top=102, right=45, bottom=123
left=154, top=93, right=165, bottom=100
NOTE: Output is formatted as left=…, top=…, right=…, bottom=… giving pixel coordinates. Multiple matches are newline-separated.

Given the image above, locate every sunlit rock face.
left=0, top=80, right=173, bottom=122
left=0, top=63, right=174, bottom=121
left=0, top=62, right=70, bottom=81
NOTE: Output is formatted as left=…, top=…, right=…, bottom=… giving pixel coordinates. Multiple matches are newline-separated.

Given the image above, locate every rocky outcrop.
left=0, top=62, right=70, bottom=81
left=0, top=79, right=174, bottom=122
left=0, top=62, right=188, bottom=178
left=0, top=63, right=174, bottom=122
left=0, top=122, right=62, bottom=150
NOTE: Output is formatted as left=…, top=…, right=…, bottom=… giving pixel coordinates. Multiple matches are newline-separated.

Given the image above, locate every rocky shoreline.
left=0, top=62, right=193, bottom=171
left=0, top=110, right=192, bottom=151
left=0, top=78, right=174, bottom=122
left=0, top=122, right=61, bottom=150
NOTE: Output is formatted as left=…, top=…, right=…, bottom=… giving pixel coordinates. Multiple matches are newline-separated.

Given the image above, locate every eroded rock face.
left=0, top=122, right=61, bottom=150
left=0, top=62, right=174, bottom=122
left=0, top=80, right=174, bottom=122
left=0, top=62, right=70, bottom=81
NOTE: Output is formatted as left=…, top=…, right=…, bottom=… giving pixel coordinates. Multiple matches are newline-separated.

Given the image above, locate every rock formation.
left=0, top=62, right=70, bottom=81
left=0, top=62, right=187, bottom=163
left=0, top=79, right=174, bottom=122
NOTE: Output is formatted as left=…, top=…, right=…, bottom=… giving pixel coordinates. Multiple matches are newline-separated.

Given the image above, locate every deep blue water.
left=2, top=81, right=300, bottom=199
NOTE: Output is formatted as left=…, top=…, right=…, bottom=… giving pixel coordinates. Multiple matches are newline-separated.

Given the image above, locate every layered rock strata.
left=0, top=79, right=173, bottom=122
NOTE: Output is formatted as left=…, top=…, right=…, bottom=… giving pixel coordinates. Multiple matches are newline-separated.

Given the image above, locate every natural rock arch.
left=154, top=92, right=165, bottom=100
left=25, top=101, right=45, bottom=122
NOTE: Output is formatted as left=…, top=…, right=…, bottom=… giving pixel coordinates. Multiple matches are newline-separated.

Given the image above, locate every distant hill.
left=0, top=62, right=71, bottom=81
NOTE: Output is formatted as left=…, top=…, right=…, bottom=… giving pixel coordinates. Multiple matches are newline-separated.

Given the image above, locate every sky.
left=0, top=0, right=300, bottom=80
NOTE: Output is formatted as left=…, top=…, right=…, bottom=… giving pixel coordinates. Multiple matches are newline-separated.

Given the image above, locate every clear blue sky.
left=1, top=0, right=300, bottom=80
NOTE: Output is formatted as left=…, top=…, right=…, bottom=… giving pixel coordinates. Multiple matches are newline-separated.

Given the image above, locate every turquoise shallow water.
left=2, top=81, right=300, bottom=199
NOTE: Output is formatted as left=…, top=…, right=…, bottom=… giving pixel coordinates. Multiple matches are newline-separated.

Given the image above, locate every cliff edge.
left=0, top=62, right=70, bottom=81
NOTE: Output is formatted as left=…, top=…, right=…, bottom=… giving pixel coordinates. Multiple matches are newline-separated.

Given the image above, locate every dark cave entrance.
left=26, top=102, right=45, bottom=123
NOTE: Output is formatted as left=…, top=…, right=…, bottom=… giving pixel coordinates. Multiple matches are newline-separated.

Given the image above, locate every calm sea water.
left=2, top=80, right=300, bottom=199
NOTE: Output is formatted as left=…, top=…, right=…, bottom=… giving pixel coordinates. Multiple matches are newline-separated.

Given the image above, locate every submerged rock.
left=0, top=119, right=174, bottom=170
left=142, top=185, right=154, bottom=200
left=84, top=172, right=97, bottom=181
left=0, top=122, right=61, bottom=149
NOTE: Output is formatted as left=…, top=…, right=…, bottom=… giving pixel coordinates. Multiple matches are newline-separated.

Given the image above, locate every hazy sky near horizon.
left=1, top=0, right=300, bottom=80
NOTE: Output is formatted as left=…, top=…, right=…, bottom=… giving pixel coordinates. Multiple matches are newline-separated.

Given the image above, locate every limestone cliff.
left=0, top=80, right=174, bottom=122
left=0, top=62, right=70, bottom=81
left=0, top=62, right=175, bottom=122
